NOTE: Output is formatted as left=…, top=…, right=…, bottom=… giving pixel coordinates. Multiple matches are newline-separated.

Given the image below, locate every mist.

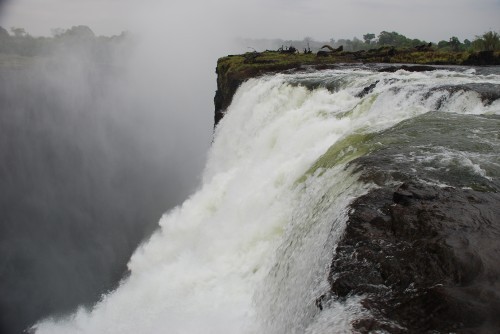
left=0, top=3, right=244, bottom=333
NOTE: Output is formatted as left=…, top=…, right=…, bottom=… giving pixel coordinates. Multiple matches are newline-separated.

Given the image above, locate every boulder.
left=325, top=181, right=500, bottom=333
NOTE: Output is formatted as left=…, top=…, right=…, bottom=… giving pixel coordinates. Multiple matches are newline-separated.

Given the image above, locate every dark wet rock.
left=356, top=80, right=379, bottom=98
left=327, top=181, right=500, bottom=333
left=429, top=83, right=500, bottom=106
left=378, top=65, right=438, bottom=73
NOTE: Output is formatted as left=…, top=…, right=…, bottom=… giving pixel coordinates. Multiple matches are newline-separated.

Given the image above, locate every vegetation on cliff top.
left=218, top=46, right=499, bottom=78
left=220, top=30, right=500, bottom=80
left=240, top=30, right=500, bottom=54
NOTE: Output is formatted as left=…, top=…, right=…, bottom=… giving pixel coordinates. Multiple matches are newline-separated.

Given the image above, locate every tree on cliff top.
left=377, top=31, right=424, bottom=48
left=58, top=26, right=96, bottom=40
left=449, top=36, right=461, bottom=51
left=363, top=33, right=376, bottom=44
left=473, top=31, right=500, bottom=51
left=10, top=27, right=26, bottom=37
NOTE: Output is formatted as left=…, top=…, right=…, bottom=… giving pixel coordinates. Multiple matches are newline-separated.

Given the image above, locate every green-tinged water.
left=354, top=112, right=500, bottom=192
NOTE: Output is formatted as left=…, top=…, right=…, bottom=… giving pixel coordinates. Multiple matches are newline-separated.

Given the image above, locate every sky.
left=0, top=0, right=499, bottom=42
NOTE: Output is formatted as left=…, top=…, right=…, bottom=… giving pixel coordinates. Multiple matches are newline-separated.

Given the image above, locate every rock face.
left=378, top=65, right=438, bottom=72
left=327, top=181, right=500, bottom=333
left=214, top=61, right=243, bottom=126
left=214, top=56, right=316, bottom=127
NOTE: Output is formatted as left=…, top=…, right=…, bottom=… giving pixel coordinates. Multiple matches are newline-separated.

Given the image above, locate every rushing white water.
left=34, top=67, right=500, bottom=334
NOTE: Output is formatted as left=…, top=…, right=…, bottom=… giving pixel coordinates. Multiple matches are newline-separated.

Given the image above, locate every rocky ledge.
left=324, top=181, right=500, bottom=333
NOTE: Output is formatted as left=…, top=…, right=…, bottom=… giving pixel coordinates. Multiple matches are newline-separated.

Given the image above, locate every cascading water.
left=33, top=66, right=500, bottom=333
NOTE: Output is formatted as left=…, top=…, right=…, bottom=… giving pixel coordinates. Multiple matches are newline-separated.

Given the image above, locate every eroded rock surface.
left=328, top=182, right=500, bottom=333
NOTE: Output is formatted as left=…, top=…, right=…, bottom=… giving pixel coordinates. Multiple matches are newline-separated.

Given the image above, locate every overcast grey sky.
left=1, top=0, right=499, bottom=42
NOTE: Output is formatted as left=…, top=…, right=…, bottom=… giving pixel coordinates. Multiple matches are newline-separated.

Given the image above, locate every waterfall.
left=34, top=66, right=500, bottom=333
